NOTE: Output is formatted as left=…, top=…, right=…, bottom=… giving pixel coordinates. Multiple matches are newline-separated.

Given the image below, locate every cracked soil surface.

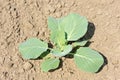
left=0, top=0, right=120, bottom=80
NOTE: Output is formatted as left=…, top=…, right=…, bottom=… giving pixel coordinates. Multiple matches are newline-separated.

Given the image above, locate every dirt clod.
left=23, top=62, right=33, bottom=71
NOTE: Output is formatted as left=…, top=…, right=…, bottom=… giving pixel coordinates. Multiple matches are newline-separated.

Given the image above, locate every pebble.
left=23, top=21, right=33, bottom=29
left=59, top=68, right=63, bottom=71
left=55, top=12, right=62, bottom=17
left=7, top=63, right=14, bottom=68
left=23, top=20, right=34, bottom=36
left=12, top=64, right=18, bottom=68
left=56, top=3, right=62, bottom=8
left=3, top=72, right=9, bottom=77
left=23, top=62, right=33, bottom=71
left=49, top=6, right=56, bottom=13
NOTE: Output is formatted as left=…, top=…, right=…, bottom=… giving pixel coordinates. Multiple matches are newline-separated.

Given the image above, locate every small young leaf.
left=19, top=38, right=48, bottom=59
left=74, top=47, right=104, bottom=73
left=61, top=13, right=88, bottom=41
left=72, top=40, right=88, bottom=47
left=43, top=53, right=55, bottom=60
left=41, top=58, right=60, bottom=72
left=48, top=17, right=66, bottom=49
left=51, top=45, right=72, bottom=57
left=50, top=29, right=66, bottom=49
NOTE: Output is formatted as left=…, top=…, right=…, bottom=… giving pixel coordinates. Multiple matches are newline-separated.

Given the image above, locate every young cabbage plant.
left=19, top=13, right=104, bottom=73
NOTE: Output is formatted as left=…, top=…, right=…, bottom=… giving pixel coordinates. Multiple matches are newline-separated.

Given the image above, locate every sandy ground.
left=0, top=0, right=120, bottom=80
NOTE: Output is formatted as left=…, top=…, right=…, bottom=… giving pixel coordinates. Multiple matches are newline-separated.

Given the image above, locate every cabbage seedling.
left=19, top=13, right=104, bottom=72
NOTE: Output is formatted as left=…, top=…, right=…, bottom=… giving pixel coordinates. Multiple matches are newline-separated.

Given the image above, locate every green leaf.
left=48, top=17, right=63, bottom=32
left=61, top=13, right=88, bottom=41
left=42, top=53, right=55, bottom=60
left=19, top=38, right=48, bottom=59
left=74, top=47, right=104, bottom=73
left=50, top=29, right=66, bottom=49
left=51, top=45, right=72, bottom=57
left=72, top=40, right=88, bottom=47
left=41, top=58, right=60, bottom=72
left=48, top=17, right=66, bottom=49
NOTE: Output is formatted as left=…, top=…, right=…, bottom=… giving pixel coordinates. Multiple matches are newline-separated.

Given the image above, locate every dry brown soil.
left=0, top=0, right=120, bottom=80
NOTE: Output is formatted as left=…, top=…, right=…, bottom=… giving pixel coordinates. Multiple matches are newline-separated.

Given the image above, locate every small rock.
left=61, top=1, right=65, bottom=7
left=56, top=3, right=62, bottom=8
left=23, top=20, right=34, bottom=36
left=59, top=68, right=63, bottom=71
left=23, top=21, right=33, bottom=29
left=55, top=12, right=62, bottom=17
left=44, top=10, right=50, bottom=15
left=12, top=64, right=18, bottom=68
left=23, top=62, right=33, bottom=71
left=49, top=6, right=56, bottom=13
left=7, top=63, right=14, bottom=68
left=3, top=72, right=9, bottom=77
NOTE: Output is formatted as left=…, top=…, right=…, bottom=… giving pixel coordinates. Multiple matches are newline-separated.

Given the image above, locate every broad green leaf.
left=51, top=45, right=72, bottom=57
left=61, top=13, right=88, bottom=41
left=41, top=58, right=60, bottom=72
left=74, top=47, right=104, bottom=73
left=48, top=17, right=66, bottom=49
left=19, top=38, right=48, bottom=59
left=48, top=17, right=63, bottom=32
left=50, top=29, right=66, bottom=49
left=72, top=40, right=88, bottom=47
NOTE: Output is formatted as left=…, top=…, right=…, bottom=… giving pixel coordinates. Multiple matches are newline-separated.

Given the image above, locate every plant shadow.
left=96, top=52, right=108, bottom=73
left=84, top=22, right=96, bottom=40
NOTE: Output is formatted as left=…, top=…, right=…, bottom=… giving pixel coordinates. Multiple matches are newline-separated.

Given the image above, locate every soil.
left=0, top=0, right=120, bottom=80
